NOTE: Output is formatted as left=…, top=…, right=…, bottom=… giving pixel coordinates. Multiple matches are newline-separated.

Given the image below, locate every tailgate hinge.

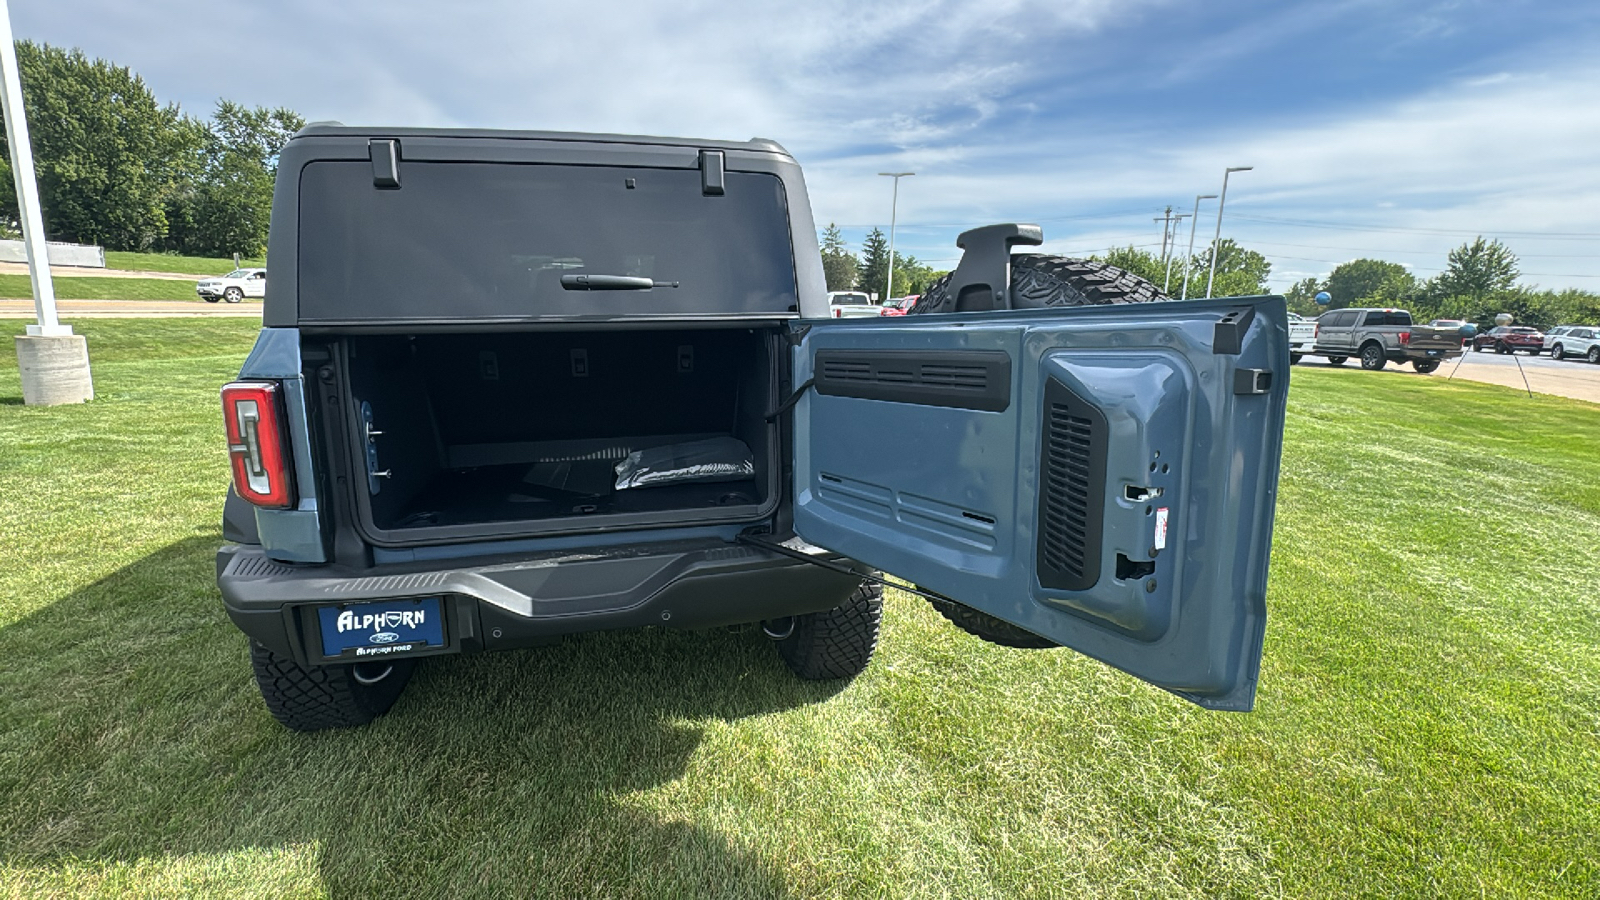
left=735, top=532, right=959, bottom=605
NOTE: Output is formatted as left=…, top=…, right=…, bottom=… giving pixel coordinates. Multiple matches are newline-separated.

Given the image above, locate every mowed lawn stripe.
left=0, top=274, right=205, bottom=302
left=0, top=319, right=1596, bottom=898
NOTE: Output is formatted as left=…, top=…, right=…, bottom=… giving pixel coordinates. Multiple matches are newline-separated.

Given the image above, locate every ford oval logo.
left=370, top=632, right=400, bottom=644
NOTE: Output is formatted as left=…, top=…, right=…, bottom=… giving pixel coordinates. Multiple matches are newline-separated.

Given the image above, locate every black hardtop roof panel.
left=293, top=124, right=792, bottom=157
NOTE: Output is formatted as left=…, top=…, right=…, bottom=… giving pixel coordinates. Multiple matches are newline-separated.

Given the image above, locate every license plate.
left=317, top=597, right=445, bottom=659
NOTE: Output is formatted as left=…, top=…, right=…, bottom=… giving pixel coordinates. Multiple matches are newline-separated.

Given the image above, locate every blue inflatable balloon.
left=1314, top=291, right=1332, bottom=305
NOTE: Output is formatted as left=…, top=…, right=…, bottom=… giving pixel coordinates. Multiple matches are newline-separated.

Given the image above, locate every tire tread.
left=777, top=581, right=883, bottom=680
left=911, top=254, right=1167, bottom=315
left=250, top=641, right=413, bottom=732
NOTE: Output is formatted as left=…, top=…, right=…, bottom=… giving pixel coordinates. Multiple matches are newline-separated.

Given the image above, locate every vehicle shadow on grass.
left=0, top=536, right=843, bottom=898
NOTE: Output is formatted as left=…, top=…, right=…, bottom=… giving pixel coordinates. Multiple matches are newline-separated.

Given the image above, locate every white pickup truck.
left=1289, top=313, right=1316, bottom=364
left=826, top=290, right=883, bottom=318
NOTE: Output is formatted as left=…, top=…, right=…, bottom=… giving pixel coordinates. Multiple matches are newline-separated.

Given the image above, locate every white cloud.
left=13, top=0, right=1600, bottom=290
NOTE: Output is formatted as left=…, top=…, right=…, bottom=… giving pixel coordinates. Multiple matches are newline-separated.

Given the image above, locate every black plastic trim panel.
left=812, top=349, right=1012, bottom=412
left=1036, top=377, right=1107, bottom=592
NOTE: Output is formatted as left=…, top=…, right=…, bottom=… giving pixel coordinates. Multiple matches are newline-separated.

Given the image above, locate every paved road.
left=0, top=299, right=261, bottom=318
left=1298, top=349, right=1600, bottom=404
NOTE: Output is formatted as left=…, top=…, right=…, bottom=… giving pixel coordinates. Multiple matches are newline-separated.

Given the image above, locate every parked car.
left=1547, top=326, right=1600, bottom=363
left=1428, top=319, right=1474, bottom=346
left=197, top=268, right=267, bottom=303
left=826, top=290, right=881, bottom=318
left=1472, top=325, right=1544, bottom=355
left=1307, top=307, right=1463, bottom=372
left=215, top=124, right=1289, bottom=731
left=878, top=296, right=919, bottom=317
left=1287, top=312, right=1315, bottom=364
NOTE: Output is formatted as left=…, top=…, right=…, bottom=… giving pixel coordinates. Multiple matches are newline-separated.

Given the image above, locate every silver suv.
left=1547, top=326, right=1600, bottom=363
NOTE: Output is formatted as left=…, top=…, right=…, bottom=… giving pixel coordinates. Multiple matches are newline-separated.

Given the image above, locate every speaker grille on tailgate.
left=1037, top=378, right=1106, bottom=591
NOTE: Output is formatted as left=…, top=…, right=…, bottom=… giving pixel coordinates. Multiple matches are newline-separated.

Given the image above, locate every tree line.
left=821, top=223, right=1278, bottom=302
left=0, top=41, right=302, bottom=258
left=820, top=223, right=943, bottom=297
left=1280, top=237, right=1600, bottom=328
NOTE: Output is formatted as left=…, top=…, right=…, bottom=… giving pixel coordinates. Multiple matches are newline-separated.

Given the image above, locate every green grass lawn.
left=1, top=320, right=1596, bottom=898
left=0, top=274, right=209, bottom=302
left=102, top=251, right=266, bottom=277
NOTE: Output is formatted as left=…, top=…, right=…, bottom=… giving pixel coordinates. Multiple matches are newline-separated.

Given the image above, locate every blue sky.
left=15, top=0, right=1600, bottom=291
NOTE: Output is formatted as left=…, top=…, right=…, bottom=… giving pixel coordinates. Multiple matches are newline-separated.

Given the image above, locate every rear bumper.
left=1390, top=346, right=1462, bottom=362
left=217, top=538, right=864, bottom=668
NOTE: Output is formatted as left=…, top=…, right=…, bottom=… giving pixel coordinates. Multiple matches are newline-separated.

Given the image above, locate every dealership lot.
left=1299, top=349, right=1600, bottom=404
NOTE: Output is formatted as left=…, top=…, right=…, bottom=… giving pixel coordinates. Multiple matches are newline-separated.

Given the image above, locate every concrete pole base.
left=15, top=333, right=93, bottom=405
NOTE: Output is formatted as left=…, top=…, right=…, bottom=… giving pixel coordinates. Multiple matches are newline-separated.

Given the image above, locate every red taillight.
left=1314, top=324, right=1319, bottom=339
left=1399, top=331, right=1410, bottom=345
left=833, top=308, right=843, bottom=318
left=221, top=381, right=295, bottom=509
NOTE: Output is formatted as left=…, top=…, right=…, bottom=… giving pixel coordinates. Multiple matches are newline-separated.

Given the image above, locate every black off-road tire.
left=1412, top=360, right=1440, bottom=374
left=1326, top=355, right=1348, bottom=366
left=925, top=593, right=1057, bottom=649
left=776, top=581, right=883, bottom=680
left=1359, top=343, right=1387, bottom=370
left=909, top=254, right=1167, bottom=315
left=249, top=641, right=416, bottom=732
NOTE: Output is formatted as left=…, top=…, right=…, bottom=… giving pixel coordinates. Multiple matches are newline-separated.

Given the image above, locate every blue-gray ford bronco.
left=217, top=125, right=1289, bottom=731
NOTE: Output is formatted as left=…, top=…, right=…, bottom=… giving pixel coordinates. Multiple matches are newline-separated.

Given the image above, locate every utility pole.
left=1179, top=195, right=1216, bottom=302
left=1162, top=212, right=1190, bottom=293
left=1154, top=206, right=1175, bottom=265
left=2, top=0, right=93, bottom=404
left=878, top=172, right=913, bottom=302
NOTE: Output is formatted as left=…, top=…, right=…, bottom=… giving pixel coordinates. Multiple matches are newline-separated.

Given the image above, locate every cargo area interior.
left=337, top=328, right=781, bottom=539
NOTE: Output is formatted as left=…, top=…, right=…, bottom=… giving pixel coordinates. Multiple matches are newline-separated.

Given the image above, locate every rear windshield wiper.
left=560, top=274, right=681, bottom=291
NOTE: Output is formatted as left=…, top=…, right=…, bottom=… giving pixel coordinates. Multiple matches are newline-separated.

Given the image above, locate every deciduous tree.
left=1436, top=237, right=1519, bottom=306
left=166, top=101, right=304, bottom=258
left=0, top=41, right=195, bottom=250
left=1324, top=258, right=1408, bottom=309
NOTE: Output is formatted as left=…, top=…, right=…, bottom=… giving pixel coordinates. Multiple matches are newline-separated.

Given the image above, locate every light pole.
left=2, top=0, right=92, bottom=404
left=878, top=172, right=913, bottom=302
left=1205, top=166, right=1253, bottom=299
left=1179, top=195, right=1217, bottom=301
left=1163, top=212, right=1190, bottom=292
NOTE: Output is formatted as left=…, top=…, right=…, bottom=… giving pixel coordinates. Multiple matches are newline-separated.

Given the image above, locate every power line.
left=1230, top=214, right=1600, bottom=240
left=1256, top=251, right=1600, bottom=279
left=1233, top=237, right=1600, bottom=260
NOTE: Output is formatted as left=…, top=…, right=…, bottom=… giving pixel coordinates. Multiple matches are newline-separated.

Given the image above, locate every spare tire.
left=910, top=254, right=1168, bottom=315
left=908, top=254, right=1166, bottom=648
